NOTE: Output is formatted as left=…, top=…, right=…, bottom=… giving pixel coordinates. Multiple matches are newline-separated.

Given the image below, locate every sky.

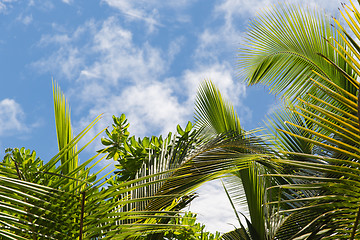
left=0, top=0, right=351, bottom=234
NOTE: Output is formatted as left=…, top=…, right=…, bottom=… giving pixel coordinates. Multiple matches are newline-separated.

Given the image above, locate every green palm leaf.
left=53, top=80, right=78, bottom=176
left=194, top=80, right=270, bottom=240
left=238, top=4, right=356, bottom=99
left=263, top=52, right=360, bottom=239
left=1, top=81, right=263, bottom=239
left=238, top=2, right=360, bottom=238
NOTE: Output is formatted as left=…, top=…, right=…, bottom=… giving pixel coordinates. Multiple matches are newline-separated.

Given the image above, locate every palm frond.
left=263, top=70, right=360, bottom=238
left=238, top=3, right=355, bottom=99
left=194, top=80, right=271, bottom=239
left=236, top=1, right=360, bottom=239
left=194, top=80, right=243, bottom=136
left=53, top=80, right=78, bottom=176
left=3, top=81, right=262, bottom=239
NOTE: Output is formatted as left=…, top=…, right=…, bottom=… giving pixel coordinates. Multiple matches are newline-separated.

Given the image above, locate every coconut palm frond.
left=238, top=3, right=354, bottom=99
left=263, top=72, right=360, bottom=238
left=53, top=80, right=79, bottom=178
left=194, top=80, right=272, bottom=240
left=238, top=1, right=360, bottom=238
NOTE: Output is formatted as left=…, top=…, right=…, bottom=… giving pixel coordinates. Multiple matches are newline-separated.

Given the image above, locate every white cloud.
left=78, top=17, right=165, bottom=86
left=38, top=17, right=179, bottom=141
left=0, top=3, right=6, bottom=12
left=188, top=179, right=246, bottom=234
left=33, top=21, right=98, bottom=80
left=0, top=99, right=27, bottom=136
left=39, top=21, right=96, bottom=47
left=22, top=14, right=32, bottom=25
left=33, top=46, right=83, bottom=80
left=102, top=0, right=193, bottom=13
left=32, top=16, right=179, bottom=138
left=74, top=62, right=251, bottom=153
left=24, top=0, right=54, bottom=11
left=120, top=82, right=189, bottom=135
left=78, top=80, right=189, bottom=140
left=182, top=63, right=245, bottom=103
left=0, top=0, right=16, bottom=13
left=38, top=33, right=71, bottom=46
left=101, top=0, right=162, bottom=33
left=73, top=61, right=250, bottom=154
left=195, top=0, right=270, bottom=60
left=168, top=36, right=185, bottom=63
left=101, top=0, right=195, bottom=32
left=215, top=0, right=273, bottom=20
left=33, top=14, right=251, bottom=144
left=17, top=13, right=33, bottom=25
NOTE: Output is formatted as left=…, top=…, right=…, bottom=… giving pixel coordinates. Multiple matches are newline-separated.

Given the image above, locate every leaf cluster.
left=162, top=212, right=221, bottom=240
left=99, top=114, right=195, bottom=182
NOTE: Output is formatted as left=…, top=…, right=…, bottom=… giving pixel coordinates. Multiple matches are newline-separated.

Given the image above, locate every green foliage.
left=9, top=1, right=360, bottom=238
left=0, top=147, right=84, bottom=239
left=162, top=212, right=221, bottom=240
left=3, top=147, right=44, bottom=181
left=99, top=114, right=195, bottom=182
left=233, top=0, right=360, bottom=239
left=0, top=79, right=261, bottom=239
left=96, top=112, right=259, bottom=240
left=194, top=80, right=270, bottom=240
left=98, top=114, right=137, bottom=181
left=53, top=81, right=79, bottom=176
left=0, top=146, right=186, bottom=239
left=238, top=3, right=355, bottom=99
left=0, top=85, right=200, bottom=239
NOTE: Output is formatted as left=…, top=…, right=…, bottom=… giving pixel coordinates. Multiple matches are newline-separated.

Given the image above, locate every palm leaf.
left=53, top=80, right=78, bottom=176
left=194, top=80, right=270, bottom=239
left=238, top=2, right=360, bottom=238
left=238, top=3, right=355, bottom=99
left=263, top=70, right=360, bottom=238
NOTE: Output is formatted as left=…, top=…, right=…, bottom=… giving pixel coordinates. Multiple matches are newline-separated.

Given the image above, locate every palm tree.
left=224, top=0, right=360, bottom=239
left=194, top=80, right=270, bottom=240
left=98, top=103, right=265, bottom=239
left=0, top=81, right=261, bottom=239
left=5, top=1, right=360, bottom=238
left=190, top=1, right=360, bottom=239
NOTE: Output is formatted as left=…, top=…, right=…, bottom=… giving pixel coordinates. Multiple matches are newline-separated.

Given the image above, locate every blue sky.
left=0, top=0, right=348, bottom=234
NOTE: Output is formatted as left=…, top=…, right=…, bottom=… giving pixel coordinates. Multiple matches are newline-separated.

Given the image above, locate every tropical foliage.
left=218, top=0, right=360, bottom=239
left=161, top=212, right=221, bottom=240
left=0, top=82, right=256, bottom=239
left=4, top=0, right=360, bottom=239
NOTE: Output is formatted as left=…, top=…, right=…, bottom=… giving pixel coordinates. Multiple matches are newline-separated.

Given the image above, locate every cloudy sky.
left=0, top=0, right=350, bottom=234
